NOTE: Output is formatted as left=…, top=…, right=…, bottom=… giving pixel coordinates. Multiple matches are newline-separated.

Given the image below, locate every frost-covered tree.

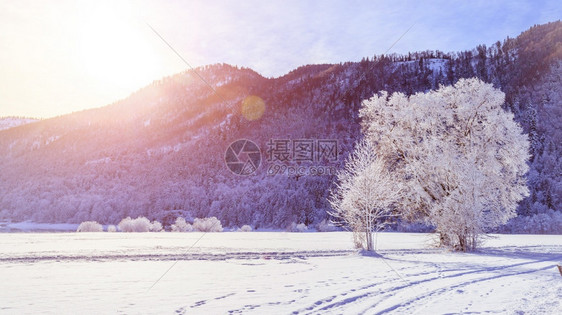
left=360, top=78, right=530, bottom=251
left=329, top=139, right=402, bottom=251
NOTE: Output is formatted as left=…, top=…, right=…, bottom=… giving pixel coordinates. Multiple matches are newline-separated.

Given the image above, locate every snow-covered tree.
left=329, top=139, right=402, bottom=251
left=359, top=78, right=530, bottom=251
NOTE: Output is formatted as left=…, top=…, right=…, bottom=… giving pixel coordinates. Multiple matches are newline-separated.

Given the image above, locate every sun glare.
left=77, top=2, right=162, bottom=92
left=241, top=95, right=266, bottom=121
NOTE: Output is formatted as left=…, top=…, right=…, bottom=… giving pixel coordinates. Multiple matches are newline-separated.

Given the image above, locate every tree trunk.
left=458, top=234, right=466, bottom=252
left=366, top=230, right=373, bottom=251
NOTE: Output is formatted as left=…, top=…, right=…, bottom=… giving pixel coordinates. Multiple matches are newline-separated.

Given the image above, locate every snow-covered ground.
left=0, top=232, right=560, bottom=314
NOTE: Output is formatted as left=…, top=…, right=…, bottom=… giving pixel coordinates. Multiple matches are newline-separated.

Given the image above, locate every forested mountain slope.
left=0, top=21, right=560, bottom=231
left=0, top=117, right=38, bottom=131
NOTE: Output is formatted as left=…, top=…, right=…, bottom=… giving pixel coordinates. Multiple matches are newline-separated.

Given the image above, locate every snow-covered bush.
left=118, top=216, right=152, bottom=232
left=150, top=220, right=163, bottom=232
left=107, top=225, right=117, bottom=232
left=316, top=219, right=336, bottom=232
left=287, top=222, right=295, bottom=232
left=238, top=225, right=252, bottom=232
left=171, top=217, right=193, bottom=232
left=76, top=221, right=103, bottom=232
left=193, top=217, right=223, bottom=232
left=287, top=222, right=308, bottom=232
left=117, top=217, right=134, bottom=232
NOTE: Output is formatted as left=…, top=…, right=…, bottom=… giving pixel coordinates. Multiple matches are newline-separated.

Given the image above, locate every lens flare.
left=241, top=95, right=265, bottom=121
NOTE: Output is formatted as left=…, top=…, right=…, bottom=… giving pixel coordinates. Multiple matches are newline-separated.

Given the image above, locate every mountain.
left=0, top=117, right=38, bottom=131
left=0, top=21, right=560, bottom=231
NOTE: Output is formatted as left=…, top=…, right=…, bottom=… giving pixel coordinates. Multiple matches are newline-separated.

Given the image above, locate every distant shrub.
left=150, top=220, right=163, bottom=232
left=118, top=216, right=152, bottom=232
left=107, top=225, right=117, bottom=232
left=193, top=217, right=223, bottom=232
left=296, top=223, right=308, bottom=232
left=500, top=210, right=562, bottom=234
left=288, top=222, right=308, bottom=232
left=171, top=217, right=193, bottom=232
left=77, top=221, right=103, bottom=232
left=118, top=217, right=133, bottom=232
left=395, top=221, right=434, bottom=233
left=238, top=225, right=252, bottom=232
left=316, top=219, right=336, bottom=232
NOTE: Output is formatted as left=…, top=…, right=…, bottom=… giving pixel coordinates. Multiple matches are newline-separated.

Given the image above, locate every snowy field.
left=0, top=232, right=560, bottom=314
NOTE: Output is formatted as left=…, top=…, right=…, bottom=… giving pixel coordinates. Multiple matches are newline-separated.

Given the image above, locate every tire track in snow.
left=295, top=254, right=562, bottom=314
left=0, top=250, right=355, bottom=263
left=373, top=262, right=560, bottom=314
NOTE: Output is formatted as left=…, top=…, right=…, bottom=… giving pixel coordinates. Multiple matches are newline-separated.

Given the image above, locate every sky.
left=0, top=0, right=560, bottom=119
